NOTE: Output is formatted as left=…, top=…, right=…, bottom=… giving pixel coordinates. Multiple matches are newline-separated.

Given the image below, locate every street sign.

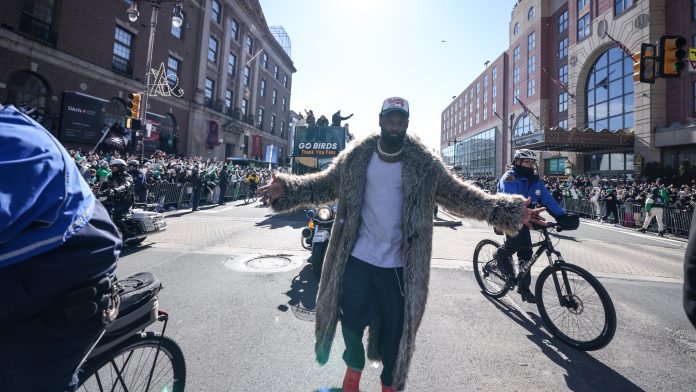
left=689, top=48, right=696, bottom=72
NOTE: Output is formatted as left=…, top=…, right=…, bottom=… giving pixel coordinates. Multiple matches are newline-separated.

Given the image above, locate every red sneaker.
left=342, top=367, right=362, bottom=392
left=382, top=384, right=397, bottom=392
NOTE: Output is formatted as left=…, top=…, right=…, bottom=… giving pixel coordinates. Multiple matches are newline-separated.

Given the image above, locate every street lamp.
left=125, top=0, right=184, bottom=157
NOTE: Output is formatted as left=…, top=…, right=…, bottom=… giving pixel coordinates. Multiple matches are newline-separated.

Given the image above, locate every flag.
left=605, top=32, right=633, bottom=58
left=515, top=97, right=540, bottom=122
left=542, top=67, right=575, bottom=98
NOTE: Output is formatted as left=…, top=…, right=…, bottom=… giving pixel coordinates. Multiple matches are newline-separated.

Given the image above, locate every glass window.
left=270, top=114, right=276, bottom=132
left=167, top=56, right=180, bottom=87
left=528, top=79, right=536, bottom=97
left=559, top=92, right=568, bottom=112
left=528, top=32, right=536, bottom=51
left=545, top=157, right=567, bottom=174
left=211, top=0, right=221, bottom=24
left=281, top=97, right=287, bottom=112
left=6, top=71, right=48, bottom=109
left=585, top=47, right=634, bottom=131
left=559, top=37, right=568, bottom=59
left=283, top=74, right=289, bottom=88
left=528, top=6, right=535, bottom=20
left=208, top=36, right=218, bottom=62
left=257, top=108, right=264, bottom=126
left=204, top=78, right=214, bottom=100
left=104, top=98, right=127, bottom=127
left=578, top=0, right=589, bottom=10
left=274, top=65, right=279, bottom=79
left=559, top=64, right=568, bottom=85
left=171, top=10, right=184, bottom=38
left=225, top=89, right=233, bottom=109
left=615, top=0, right=635, bottom=16
left=513, top=23, right=520, bottom=35
left=527, top=55, right=536, bottom=74
left=559, top=10, right=568, bottom=33
left=513, top=88, right=520, bottom=103
left=514, top=115, right=532, bottom=137
left=20, top=0, right=57, bottom=44
left=243, top=66, right=250, bottom=87
left=241, top=98, right=248, bottom=116
left=112, top=26, right=133, bottom=73
left=259, top=79, right=266, bottom=97
left=245, top=35, right=254, bottom=55
left=492, top=66, right=497, bottom=80
left=228, top=53, right=236, bottom=76
left=559, top=119, right=568, bottom=129
left=272, top=89, right=277, bottom=105
left=262, top=53, right=268, bottom=69
left=577, top=13, right=591, bottom=41
left=230, top=19, right=239, bottom=41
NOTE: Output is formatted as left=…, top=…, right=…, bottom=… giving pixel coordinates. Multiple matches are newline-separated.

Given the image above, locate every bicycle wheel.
left=78, top=332, right=186, bottom=392
left=473, top=239, right=510, bottom=298
left=244, top=191, right=251, bottom=204
left=535, top=263, right=617, bottom=351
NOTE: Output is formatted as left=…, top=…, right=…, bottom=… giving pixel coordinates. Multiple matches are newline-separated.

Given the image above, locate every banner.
left=251, top=135, right=262, bottom=157
left=205, top=120, right=219, bottom=149
left=265, top=145, right=279, bottom=163
left=59, top=92, right=107, bottom=144
left=143, top=114, right=161, bottom=151
left=293, top=126, right=346, bottom=158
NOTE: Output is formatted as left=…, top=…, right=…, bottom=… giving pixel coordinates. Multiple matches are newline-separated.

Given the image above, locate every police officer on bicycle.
left=496, top=149, right=570, bottom=303
left=99, top=159, right=134, bottom=227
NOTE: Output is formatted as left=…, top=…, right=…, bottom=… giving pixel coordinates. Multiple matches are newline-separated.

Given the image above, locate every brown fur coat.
left=271, top=133, right=526, bottom=390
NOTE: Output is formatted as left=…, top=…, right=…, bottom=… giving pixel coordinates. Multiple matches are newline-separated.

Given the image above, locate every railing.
left=140, top=179, right=265, bottom=211
left=559, top=198, right=693, bottom=237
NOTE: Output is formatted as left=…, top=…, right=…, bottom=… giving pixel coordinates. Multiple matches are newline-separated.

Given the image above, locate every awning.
left=512, top=127, right=634, bottom=151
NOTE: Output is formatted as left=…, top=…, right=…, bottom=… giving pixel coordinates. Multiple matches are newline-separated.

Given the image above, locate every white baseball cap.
left=380, top=97, right=409, bottom=117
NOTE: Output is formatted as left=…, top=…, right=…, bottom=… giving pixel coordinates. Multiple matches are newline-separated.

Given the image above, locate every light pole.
left=126, top=0, right=183, bottom=157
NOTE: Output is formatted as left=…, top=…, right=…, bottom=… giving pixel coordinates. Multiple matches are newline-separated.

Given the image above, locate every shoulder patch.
left=504, top=175, right=516, bottom=182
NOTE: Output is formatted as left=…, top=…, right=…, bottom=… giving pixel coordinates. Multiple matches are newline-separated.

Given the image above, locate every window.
left=274, top=65, right=279, bottom=79
left=211, top=0, right=221, bottom=23
left=112, top=26, right=133, bottom=73
left=204, top=78, right=215, bottom=101
left=225, top=89, right=233, bottom=109
left=492, top=66, right=497, bottom=80
left=228, top=53, right=236, bottom=76
left=270, top=114, right=276, bottom=132
left=492, top=84, right=497, bottom=113
left=528, top=32, right=536, bottom=51
left=528, top=6, right=535, bottom=20
left=167, top=56, right=180, bottom=87
left=243, top=66, right=251, bottom=86
left=559, top=10, right=568, bottom=33
left=513, top=46, right=520, bottom=63
left=171, top=10, right=184, bottom=38
left=545, top=157, right=567, bottom=175
left=559, top=92, right=568, bottom=112
left=257, top=108, right=264, bottom=126
left=559, top=119, right=568, bottom=129
left=241, top=98, right=248, bottom=116
left=578, top=0, right=589, bottom=10
left=585, top=47, right=634, bottom=131
left=208, top=36, right=218, bottom=62
left=280, top=120, right=286, bottom=138
left=559, top=37, right=568, bottom=59
left=272, top=89, right=277, bottom=105
left=283, top=74, right=289, bottom=88
left=615, top=0, right=635, bottom=15
left=483, top=75, right=489, bottom=104
left=513, top=23, right=520, bottom=35
left=527, top=55, right=536, bottom=74
left=6, top=71, right=48, bottom=110
left=513, top=115, right=532, bottom=137
left=259, top=79, right=266, bottom=97
left=281, top=97, right=287, bottom=112
left=559, top=64, right=568, bottom=84
left=513, top=46, right=520, bottom=85
left=513, top=88, right=520, bottom=103
left=528, top=79, right=536, bottom=97
left=104, top=98, right=127, bottom=128
left=262, top=53, right=268, bottom=69
left=245, top=35, right=254, bottom=55
left=577, top=13, right=591, bottom=41
left=230, top=19, right=239, bottom=41
left=20, top=0, right=57, bottom=44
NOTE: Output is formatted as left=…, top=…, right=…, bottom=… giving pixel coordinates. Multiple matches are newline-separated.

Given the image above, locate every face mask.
left=514, top=164, right=535, bottom=178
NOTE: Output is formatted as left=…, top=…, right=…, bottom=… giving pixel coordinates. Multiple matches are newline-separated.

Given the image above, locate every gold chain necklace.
left=376, top=139, right=403, bottom=158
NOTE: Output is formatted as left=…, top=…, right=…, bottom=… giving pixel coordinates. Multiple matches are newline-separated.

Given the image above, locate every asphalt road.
left=116, top=201, right=696, bottom=391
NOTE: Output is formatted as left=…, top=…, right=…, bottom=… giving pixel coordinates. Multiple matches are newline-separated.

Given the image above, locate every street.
left=116, top=201, right=695, bottom=392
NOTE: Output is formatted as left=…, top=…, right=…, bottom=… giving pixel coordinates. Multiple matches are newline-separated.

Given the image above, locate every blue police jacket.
left=497, top=167, right=566, bottom=217
left=0, top=105, right=95, bottom=268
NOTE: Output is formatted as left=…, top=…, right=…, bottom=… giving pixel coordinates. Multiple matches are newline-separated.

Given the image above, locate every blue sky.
left=259, top=0, right=516, bottom=150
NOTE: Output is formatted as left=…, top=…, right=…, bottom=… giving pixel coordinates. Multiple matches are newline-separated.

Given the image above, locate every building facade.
left=0, top=0, right=295, bottom=161
left=441, top=0, right=696, bottom=181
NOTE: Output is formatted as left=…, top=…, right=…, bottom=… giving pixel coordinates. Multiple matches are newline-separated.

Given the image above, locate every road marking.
left=580, top=220, right=685, bottom=245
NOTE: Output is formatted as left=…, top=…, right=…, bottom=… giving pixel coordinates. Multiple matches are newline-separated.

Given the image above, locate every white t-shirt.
left=351, top=152, right=404, bottom=268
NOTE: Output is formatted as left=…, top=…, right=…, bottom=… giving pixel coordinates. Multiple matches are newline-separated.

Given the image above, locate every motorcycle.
left=97, top=193, right=167, bottom=246
left=301, top=205, right=335, bottom=277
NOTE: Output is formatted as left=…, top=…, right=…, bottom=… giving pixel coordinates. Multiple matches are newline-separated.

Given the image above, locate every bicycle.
left=77, top=272, right=186, bottom=391
left=244, top=185, right=258, bottom=204
left=472, top=221, right=617, bottom=351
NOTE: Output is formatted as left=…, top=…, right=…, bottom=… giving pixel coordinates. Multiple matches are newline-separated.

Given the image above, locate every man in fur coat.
left=261, top=97, right=546, bottom=391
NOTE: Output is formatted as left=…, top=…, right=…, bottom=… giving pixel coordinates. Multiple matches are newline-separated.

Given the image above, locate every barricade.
left=150, top=182, right=184, bottom=210
left=178, top=182, right=193, bottom=208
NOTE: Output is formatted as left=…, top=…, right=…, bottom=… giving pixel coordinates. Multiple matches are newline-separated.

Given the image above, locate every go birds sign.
left=293, top=126, right=346, bottom=157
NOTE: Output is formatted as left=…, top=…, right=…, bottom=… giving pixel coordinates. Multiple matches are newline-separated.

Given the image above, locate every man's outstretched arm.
left=260, top=161, right=342, bottom=213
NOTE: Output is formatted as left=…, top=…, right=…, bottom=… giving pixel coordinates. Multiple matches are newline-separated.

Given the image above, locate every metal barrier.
left=559, top=198, right=692, bottom=236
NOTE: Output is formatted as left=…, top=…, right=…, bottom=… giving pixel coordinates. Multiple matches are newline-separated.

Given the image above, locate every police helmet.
left=514, top=149, right=537, bottom=161
left=110, top=158, right=127, bottom=170
left=128, top=159, right=140, bottom=168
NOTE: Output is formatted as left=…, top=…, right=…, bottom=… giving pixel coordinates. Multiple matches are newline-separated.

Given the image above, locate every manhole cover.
left=246, top=256, right=292, bottom=270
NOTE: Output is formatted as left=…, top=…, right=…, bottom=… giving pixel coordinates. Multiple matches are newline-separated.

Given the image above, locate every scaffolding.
left=269, top=26, right=291, bottom=58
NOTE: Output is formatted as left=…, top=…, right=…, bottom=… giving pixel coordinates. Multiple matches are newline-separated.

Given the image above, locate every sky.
left=259, top=0, right=516, bottom=151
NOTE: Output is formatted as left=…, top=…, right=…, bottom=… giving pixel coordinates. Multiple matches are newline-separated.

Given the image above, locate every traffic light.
left=127, top=92, right=141, bottom=119
left=659, top=35, right=687, bottom=78
left=632, top=51, right=641, bottom=82
left=639, top=43, right=657, bottom=84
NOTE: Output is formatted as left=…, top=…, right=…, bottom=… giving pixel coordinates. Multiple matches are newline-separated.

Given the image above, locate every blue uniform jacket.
left=0, top=106, right=95, bottom=268
left=497, top=168, right=565, bottom=217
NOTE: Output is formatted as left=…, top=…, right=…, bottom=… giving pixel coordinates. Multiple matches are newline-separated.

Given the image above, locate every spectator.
left=331, top=110, right=354, bottom=127
left=316, top=115, right=329, bottom=127
left=305, top=110, right=316, bottom=126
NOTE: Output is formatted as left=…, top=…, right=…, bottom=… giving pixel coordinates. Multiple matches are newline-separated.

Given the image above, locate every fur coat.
left=271, top=133, right=526, bottom=390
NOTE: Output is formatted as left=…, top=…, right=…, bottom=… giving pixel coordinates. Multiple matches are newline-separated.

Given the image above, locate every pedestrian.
left=260, top=97, right=546, bottom=392
left=331, top=110, right=354, bottom=127
left=0, top=105, right=121, bottom=391
left=601, top=188, right=620, bottom=225
left=218, top=165, right=230, bottom=205
left=190, top=167, right=203, bottom=211
left=638, top=187, right=667, bottom=236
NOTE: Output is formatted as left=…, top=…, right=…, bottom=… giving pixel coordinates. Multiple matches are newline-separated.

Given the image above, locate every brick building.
left=0, top=0, right=295, bottom=161
left=441, top=0, right=696, bottom=180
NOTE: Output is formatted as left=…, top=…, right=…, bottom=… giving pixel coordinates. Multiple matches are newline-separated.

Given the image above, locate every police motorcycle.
left=301, top=205, right=336, bottom=277
left=96, top=159, right=166, bottom=246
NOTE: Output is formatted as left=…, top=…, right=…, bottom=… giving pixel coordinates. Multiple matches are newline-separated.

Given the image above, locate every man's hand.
left=258, top=171, right=284, bottom=207
left=521, top=197, right=547, bottom=229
